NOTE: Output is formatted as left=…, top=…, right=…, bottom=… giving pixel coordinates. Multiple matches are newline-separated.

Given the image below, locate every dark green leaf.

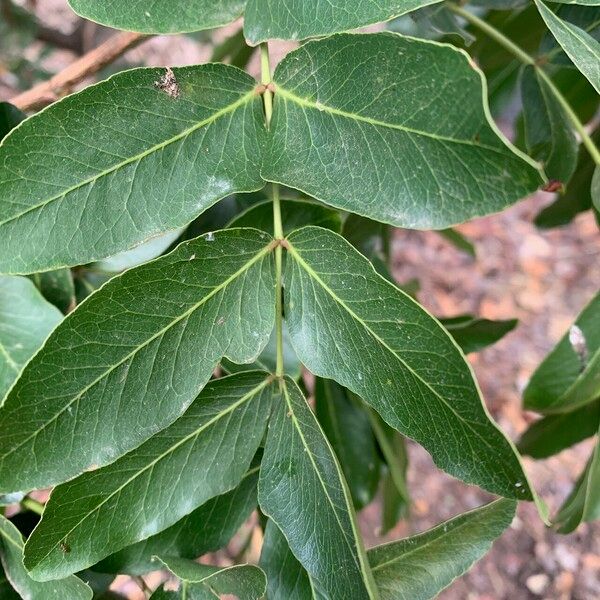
left=68, top=0, right=245, bottom=34
left=315, top=378, right=381, bottom=509
left=262, top=33, right=542, bottom=229
left=0, top=276, right=62, bottom=401
left=23, top=372, right=274, bottom=580
left=244, top=0, right=444, bottom=44
left=369, top=499, right=516, bottom=600
left=0, top=66, right=265, bottom=273
left=0, top=515, right=92, bottom=599
left=524, top=290, right=600, bottom=413
left=520, top=65, right=578, bottom=183
left=0, top=563, right=20, bottom=599
left=155, top=556, right=266, bottom=600
left=381, top=468, right=409, bottom=535
left=536, top=0, right=600, bottom=93
left=518, top=401, right=600, bottom=458
left=96, top=462, right=259, bottom=575
left=437, top=229, right=476, bottom=257
left=440, top=315, right=518, bottom=354
left=0, top=229, right=275, bottom=494
left=554, top=430, right=600, bottom=533
left=284, top=226, right=532, bottom=499
left=29, top=269, right=76, bottom=314
left=258, top=377, right=377, bottom=599
left=0, top=103, right=24, bottom=142
left=259, top=520, right=313, bottom=600
left=229, top=198, right=342, bottom=235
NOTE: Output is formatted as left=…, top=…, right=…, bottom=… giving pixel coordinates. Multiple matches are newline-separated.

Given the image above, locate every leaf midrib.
left=274, top=86, right=507, bottom=154
left=0, top=240, right=275, bottom=464
left=0, top=90, right=256, bottom=227
left=0, top=341, right=19, bottom=373
left=28, top=376, right=272, bottom=569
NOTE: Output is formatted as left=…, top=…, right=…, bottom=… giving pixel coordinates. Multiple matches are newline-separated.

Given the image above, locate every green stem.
left=260, top=43, right=285, bottom=378
left=448, top=2, right=600, bottom=165
left=21, top=496, right=44, bottom=515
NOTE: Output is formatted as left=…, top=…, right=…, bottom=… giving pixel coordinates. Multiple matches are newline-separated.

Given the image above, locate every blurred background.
left=1, top=1, right=599, bottom=598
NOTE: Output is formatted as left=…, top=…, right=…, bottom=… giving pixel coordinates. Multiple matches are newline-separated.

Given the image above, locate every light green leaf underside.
left=0, top=276, right=62, bottom=401
left=262, top=33, right=542, bottom=230
left=0, top=515, right=92, bottom=599
left=369, top=499, right=516, bottom=600
left=547, top=1, right=600, bottom=8
left=258, top=377, right=378, bottom=599
left=156, top=556, right=267, bottom=600
left=260, top=520, right=313, bottom=600
left=520, top=65, right=578, bottom=183
left=96, top=463, right=260, bottom=575
left=536, top=0, right=600, bottom=93
left=554, top=427, right=600, bottom=532
left=0, top=65, right=265, bottom=274
left=284, top=226, right=531, bottom=499
left=244, top=0, right=444, bottom=44
left=524, top=290, right=600, bottom=413
left=68, top=0, right=245, bottom=34
left=23, top=372, right=274, bottom=580
left=0, top=228, right=275, bottom=494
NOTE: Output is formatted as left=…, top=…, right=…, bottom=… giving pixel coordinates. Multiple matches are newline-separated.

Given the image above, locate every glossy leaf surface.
left=524, top=290, right=600, bottom=413
left=23, top=373, right=274, bottom=580
left=0, top=65, right=265, bottom=273
left=0, top=515, right=92, bottom=599
left=369, top=499, right=516, bottom=600
left=96, top=464, right=260, bottom=575
left=68, top=0, right=245, bottom=33
left=536, top=0, right=600, bottom=93
left=284, top=226, right=531, bottom=499
left=0, top=276, right=62, bottom=401
left=262, top=33, right=541, bottom=229
left=244, top=0, right=443, bottom=44
left=258, top=377, right=377, bottom=599
left=0, top=229, right=275, bottom=493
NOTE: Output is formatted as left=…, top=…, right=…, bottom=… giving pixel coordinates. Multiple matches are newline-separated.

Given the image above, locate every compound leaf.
left=0, top=515, right=92, bottom=599
left=262, top=33, right=542, bottom=230
left=258, top=377, right=377, bottom=599
left=0, top=65, right=265, bottom=274
left=284, top=226, right=532, bottom=499
left=23, top=372, right=274, bottom=580
left=0, top=229, right=275, bottom=494
left=244, top=0, right=443, bottom=44
left=369, top=499, right=516, bottom=600
left=68, top=0, right=245, bottom=34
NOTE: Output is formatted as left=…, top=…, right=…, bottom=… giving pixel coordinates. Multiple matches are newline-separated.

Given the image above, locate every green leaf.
left=546, top=1, right=600, bottom=7
left=534, top=132, right=598, bottom=228
left=0, top=229, right=275, bottom=494
left=0, top=65, right=265, bottom=274
left=68, top=0, right=245, bottom=34
left=536, top=0, right=600, bottom=93
left=437, top=229, right=476, bottom=257
left=23, top=372, right=274, bottom=580
left=0, top=276, right=62, bottom=401
left=518, top=401, right=600, bottom=458
left=155, top=557, right=266, bottom=600
left=524, top=290, right=600, bottom=413
left=95, top=461, right=260, bottom=575
left=259, top=520, right=313, bottom=600
left=262, top=33, right=542, bottom=230
left=29, top=269, right=76, bottom=314
left=315, top=378, right=381, bottom=509
left=440, top=315, right=518, bottom=354
left=593, top=164, right=600, bottom=211
left=244, top=0, right=444, bottom=44
left=258, top=377, right=377, bottom=599
left=0, top=563, right=20, bottom=600
left=229, top=198, right=342, bottom=235
left=0, top=103, right=24, bottom=142
left=369, top=499, right=516, bottom=600
left=381, top=469, right=409, bottom=535
left=284, top=226, right=532, bottom=499
left=554, top=430, right=600, bottom=533
left=520, top=65, right=578, bottom=183
left=0, top=515, right=92, bottom=599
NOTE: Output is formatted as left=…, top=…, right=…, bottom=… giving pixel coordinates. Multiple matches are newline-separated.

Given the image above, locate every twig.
left=10, top=30, right=148, bottom=111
